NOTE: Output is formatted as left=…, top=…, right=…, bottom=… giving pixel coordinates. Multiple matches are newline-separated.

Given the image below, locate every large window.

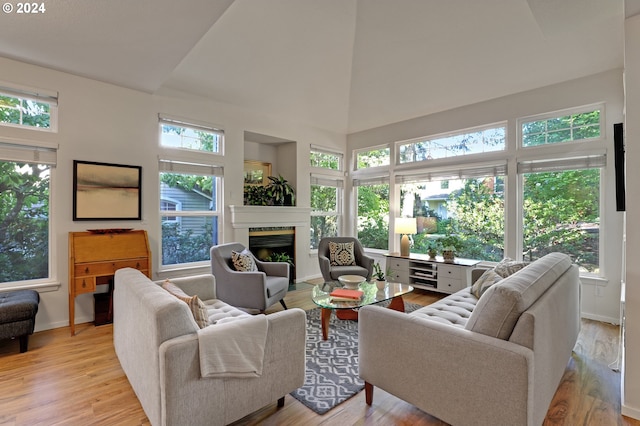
left=158, top=116, right=224, bottom=268
left=355, top=178, right=390, bottom=250
left=398, top=124, right=506, bottom=164
left=159, top=167, right=221, bottom=267
left=521, top=106, right=601, bottom=147
left=0, top=86, right=57, bottom=131
left=519, top=158, right=603, bottom=274
left=310, top=147, right=344, bottom=249
left=310, top=177, right=342, bottom=249
left=0, top=142, right=56, bottom=284
left=399, top=166, right=506, bottom=261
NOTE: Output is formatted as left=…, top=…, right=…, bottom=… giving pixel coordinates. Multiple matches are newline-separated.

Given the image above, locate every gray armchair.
left=210, top=242, right=289, bottom=312
left=318, top=237, right=374, bottom=282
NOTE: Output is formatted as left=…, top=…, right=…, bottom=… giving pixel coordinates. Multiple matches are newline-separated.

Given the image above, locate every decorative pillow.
left=163, top=280, right=210, bottom=329
left=470, top=269, right=503, bottom=299
left=329, top=241, right=356, bottom=266
left=494, top=257, right=528, bottom=278
left=231, top=249, right=258, bottom=272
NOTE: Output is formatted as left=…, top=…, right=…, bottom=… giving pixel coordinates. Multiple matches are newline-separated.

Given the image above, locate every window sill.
left=0, top=280, right=61, bottom=293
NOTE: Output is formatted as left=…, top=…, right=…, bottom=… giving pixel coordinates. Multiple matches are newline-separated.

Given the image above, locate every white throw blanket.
left=197, top=314, right=268, bottom=378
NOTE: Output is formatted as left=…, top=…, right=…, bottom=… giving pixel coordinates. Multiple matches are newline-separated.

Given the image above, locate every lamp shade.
left=395, top=217, right=417, bottom=235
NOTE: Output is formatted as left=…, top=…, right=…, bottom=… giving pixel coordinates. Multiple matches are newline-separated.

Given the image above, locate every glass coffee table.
left=312, top=280, right=414, bottom=340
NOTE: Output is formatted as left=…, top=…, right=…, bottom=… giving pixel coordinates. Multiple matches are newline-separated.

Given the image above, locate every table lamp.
left=395, top=217, right=417, bottom=257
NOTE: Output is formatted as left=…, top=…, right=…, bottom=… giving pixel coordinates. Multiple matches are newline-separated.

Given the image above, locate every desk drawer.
left=75, top=259, right=149, bottom=276
left=74, top=277, right=96, bottom=294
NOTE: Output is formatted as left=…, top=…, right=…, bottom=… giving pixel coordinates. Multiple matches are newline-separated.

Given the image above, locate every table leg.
left=321, top=308, right=331, bottom=340
left=387, top=296, right=405, bottom=312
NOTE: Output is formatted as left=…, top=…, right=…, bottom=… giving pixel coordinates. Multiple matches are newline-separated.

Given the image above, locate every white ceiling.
left=0, top=0, right=627, bottom=134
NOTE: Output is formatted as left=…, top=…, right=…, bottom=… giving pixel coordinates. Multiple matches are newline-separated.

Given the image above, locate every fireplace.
left=249, top=227, right=295, bottom=281
left=229, top=205, right=311, bottom=284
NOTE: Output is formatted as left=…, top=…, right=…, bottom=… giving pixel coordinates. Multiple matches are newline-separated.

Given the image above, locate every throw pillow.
left=470, top=269, right=503, bottom=299
left=494, top=258, right=528, bottom=278
left=231, top=249, right=258, bottom=272
left=163, top=280, right=210, bottom=329
left=328, top=241, right=356, bottom=266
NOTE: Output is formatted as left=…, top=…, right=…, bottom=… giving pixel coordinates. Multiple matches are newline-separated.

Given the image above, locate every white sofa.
left=359, top=252, right=581, bottom=426
left=113, top=268, right=306, bottom=426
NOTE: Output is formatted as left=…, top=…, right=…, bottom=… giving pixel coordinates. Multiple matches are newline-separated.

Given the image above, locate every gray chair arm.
left=255, top=259, right=289, bottom=278
left=318, top=255, right=332, bottom=281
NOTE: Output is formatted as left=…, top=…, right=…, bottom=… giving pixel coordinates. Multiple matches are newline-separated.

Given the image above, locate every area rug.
left=290, top=302, right=423, bottom=414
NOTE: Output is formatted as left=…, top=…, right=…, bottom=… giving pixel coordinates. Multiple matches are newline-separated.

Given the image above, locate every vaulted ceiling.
left=0, top=0, right=628, bottom=134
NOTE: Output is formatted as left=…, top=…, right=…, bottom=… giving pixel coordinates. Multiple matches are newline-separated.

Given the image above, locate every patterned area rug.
left=290, top=302, right=423, bottom=414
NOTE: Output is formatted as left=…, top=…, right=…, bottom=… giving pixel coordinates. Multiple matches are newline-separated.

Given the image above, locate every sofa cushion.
left=410, top=287, right=477, bottom=327
left=231, top=249, right=258, bottom=272
left=162, top=280, right=210, bottom=329
left=329, top=241, right=356, bottom=266
left=470, top=269, right=503, bottom=298
left=465, top=252, right=572, bottom=340
left=205, top=299, right=251, bottom=324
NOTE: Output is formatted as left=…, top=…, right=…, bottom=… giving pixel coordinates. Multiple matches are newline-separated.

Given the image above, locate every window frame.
left=159, top=114, right=224, bottom=156
left=310, top=174, right=343, bottom=250
left=396, top=122, right=507, bottom=165
left=0, top=138, right=58, bottom=289
left=0, top=84, right=58, bottom=132
left=517, top=103, right=604, bottom=149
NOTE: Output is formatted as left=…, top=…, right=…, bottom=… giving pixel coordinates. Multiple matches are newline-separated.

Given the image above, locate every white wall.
left=348, top=69, right=625, bottom=324
left=622, top=12, right=640, bottom=421
left=0, top=56, right=345, bottom=332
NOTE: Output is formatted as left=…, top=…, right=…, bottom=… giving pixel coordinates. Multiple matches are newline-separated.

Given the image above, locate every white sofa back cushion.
left=464, top=252, right=572, bottom=340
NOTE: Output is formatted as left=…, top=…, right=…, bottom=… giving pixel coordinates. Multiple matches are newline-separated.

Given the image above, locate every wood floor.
left=0, top=282, right=637, bottom=426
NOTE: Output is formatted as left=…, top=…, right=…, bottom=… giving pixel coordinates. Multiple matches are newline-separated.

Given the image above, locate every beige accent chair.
left=210, top=242, right=289, bottom=312
left=317, top=237, right=374, bottom=282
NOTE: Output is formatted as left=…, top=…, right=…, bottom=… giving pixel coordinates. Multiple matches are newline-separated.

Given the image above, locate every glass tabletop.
left=311, top=280, right=414, bottom=310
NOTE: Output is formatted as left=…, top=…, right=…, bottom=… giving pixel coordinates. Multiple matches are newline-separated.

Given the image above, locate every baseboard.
left=581, top=312, right=619, bottom=325
left=622, top=404, right=640, bottom=421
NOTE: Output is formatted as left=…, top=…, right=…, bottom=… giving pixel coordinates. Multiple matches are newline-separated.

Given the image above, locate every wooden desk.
left=68, top=230, right=151, bottom=336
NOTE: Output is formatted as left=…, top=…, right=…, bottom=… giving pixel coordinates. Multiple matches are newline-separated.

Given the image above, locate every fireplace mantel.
left=228, top=205, right=311, bottom=228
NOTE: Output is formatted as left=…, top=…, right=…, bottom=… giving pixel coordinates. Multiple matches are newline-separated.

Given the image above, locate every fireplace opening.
left=249, top=227, right=295, bottom=282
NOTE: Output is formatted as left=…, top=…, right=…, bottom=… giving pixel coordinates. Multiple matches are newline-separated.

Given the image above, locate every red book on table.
left=330, top=288, right=364, bottom=300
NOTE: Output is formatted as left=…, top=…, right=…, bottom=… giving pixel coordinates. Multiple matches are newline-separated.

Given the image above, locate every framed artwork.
left=73, top=160, right=142, bottom=221
left=244, top=160, right=271, bottom=185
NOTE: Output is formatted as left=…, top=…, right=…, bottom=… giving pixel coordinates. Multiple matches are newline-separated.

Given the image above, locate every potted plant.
left=265, top=252, right=295, bottom=284
left=439, top=235, right=460, bottom=263
left=426, top=239, right=440, bottom=259
left=267, top=175, right=296, bottom=206
left=243, top=184, right=271, bottom=206
left=373, top=262, right=391, bottom=290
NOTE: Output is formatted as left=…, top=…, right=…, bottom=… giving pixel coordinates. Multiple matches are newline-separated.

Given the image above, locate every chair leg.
left=279, top=299, right=288, bottom=310
left=277, top=396, right=285, bottom=407
left=365, top=381, right=374, bottom=405
left=19, top=335, right=29, bottom=353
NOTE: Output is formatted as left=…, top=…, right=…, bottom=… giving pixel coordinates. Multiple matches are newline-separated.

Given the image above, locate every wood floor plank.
left=0, top=281, right=637, bottom=426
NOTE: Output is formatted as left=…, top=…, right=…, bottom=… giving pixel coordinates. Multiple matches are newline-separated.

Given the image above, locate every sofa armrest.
left=358, top=306, right=534, bottom=426
left=158, top=274, right=217, bottom=301
left=158, top=308, right=307, bottom=426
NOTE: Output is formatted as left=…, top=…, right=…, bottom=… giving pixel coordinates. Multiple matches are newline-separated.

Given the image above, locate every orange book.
left=329, top=288, right=364, bottom=300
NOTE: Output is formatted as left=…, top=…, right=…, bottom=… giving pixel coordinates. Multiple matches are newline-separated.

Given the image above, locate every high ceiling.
left=0, top=0, right=628, bottom=134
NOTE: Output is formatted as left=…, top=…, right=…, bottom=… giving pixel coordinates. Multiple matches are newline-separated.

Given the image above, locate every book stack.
left=330, top=288, right=364, bottom=302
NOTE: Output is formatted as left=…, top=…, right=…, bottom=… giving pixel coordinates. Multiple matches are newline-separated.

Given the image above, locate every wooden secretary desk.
left=68, top=230, right=151, bottom=336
